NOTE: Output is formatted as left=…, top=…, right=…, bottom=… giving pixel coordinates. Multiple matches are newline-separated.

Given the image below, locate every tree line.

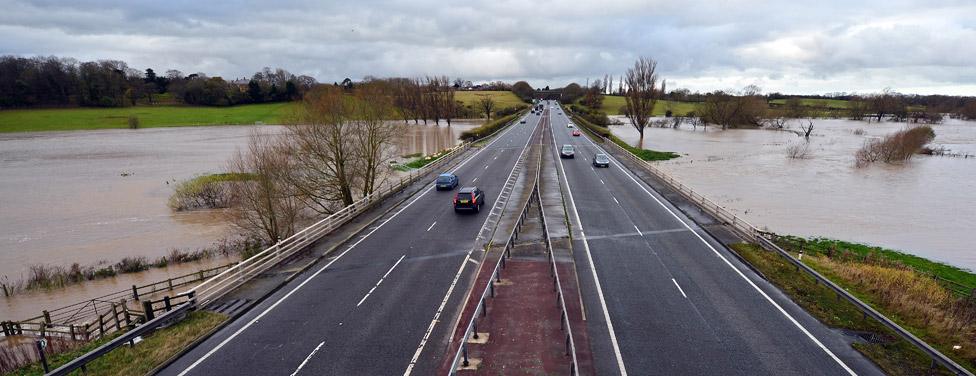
left=0, top=55, right=317, bottom=108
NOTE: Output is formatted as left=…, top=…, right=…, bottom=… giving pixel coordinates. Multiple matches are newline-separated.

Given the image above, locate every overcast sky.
left=1, top=0, right=974, bottom=95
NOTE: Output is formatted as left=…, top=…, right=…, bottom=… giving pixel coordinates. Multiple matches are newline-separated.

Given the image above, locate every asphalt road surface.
left=159, top=112, right=542, bottom=376
left=546, top=101, right=882, bottom=376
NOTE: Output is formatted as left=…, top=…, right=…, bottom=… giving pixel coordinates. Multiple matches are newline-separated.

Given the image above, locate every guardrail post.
left=36, top=340, right=49, bottom=373
left=143, top=300, right=155, bottom=321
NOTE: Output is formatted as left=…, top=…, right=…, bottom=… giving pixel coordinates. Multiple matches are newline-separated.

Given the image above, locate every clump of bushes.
left=1, top=236, right=265, bottom=296
left=127, top=115, right=140, bottom=129
left=168, top=173, right=253, bottom=211
left=494, top=104, right=528, bottom=118
left=855, top=125, right=936, bottom=167
left=569, top=104, right=609, bottom=126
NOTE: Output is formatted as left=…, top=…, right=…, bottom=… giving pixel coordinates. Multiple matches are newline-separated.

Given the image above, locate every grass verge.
left=5, top=311, right=226, bottom=376
left=458, top=112, right=523, bottom=141
left=0, top=102, right=294, bottom=133
left=731, top=242, right=962, bottom=375
left=567, top=110, right=679, bottom=161
left=394, top=149, right=454, bottom=171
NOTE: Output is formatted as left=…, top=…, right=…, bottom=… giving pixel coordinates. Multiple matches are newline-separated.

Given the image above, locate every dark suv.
left=453, top=187, right=485, bottom=213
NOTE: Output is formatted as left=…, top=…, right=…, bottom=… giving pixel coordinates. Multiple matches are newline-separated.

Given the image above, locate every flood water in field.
left=0, top=121, right=480, bottom=319
left=609, top=116, right=976, bottom=271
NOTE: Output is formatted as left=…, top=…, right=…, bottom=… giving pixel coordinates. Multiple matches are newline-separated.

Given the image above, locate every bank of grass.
left=589, top=95, right=698, bottom=116
left=455, top=91, right=526, bottom=110
left=394, top=149, right=454, bottom=171
left=769, top=98, right=851, bottom=109
left=0, top=102, right=295, bottom=133
left=5, top=311, right=226, bottom=376
left=567, top=110, right=679, bottom=161
left=730, top=243, right=953, bottom=375
left=458, top=111, right=523, bottom=142
left=776, top=236, right=976, bottom=293
left=168, top=172, right=255, bottom=211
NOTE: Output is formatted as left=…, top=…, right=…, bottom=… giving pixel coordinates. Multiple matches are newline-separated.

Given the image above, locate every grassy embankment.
left=0, top=102, right=294, bottom=133
left=567, top=109, right=679, bottom=161
left=732, top=237, right=976, bottom=375
left=455, top=91, right=525, bottom=111
left=587, top=95, right=698, bottom=116
left=4, top=311, right=226, bottom=376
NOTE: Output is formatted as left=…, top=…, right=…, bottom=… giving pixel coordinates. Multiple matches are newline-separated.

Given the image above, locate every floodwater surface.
left=0, top=121, right=478, bottom=318
left=610, top=117, right=976, bottom=271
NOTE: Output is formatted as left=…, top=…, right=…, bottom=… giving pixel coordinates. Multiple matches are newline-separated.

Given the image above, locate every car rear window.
left=437, top=176, right=452, bottom=183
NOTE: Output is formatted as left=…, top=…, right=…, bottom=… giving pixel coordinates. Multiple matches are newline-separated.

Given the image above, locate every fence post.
left=42, top=310, right=51, bottom=324
left=121, top=302, right=132, bottom=327
left=111, top=304, right=121, bottom=331
left=164, top=296, right=172, bottom=312
left=132, top=285, right=139, bottom=300
left=168, top=278, right=174, bottom=291
left=143, top=300, right=156, bottom=321
left=69, top=324, right=76, bottom=341
left=98, top=314, right=105, bottom=337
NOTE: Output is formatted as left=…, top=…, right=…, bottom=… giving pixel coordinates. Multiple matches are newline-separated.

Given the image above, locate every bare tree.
left=623, top=57, right=660, bottom=147
left=229, top=130, right=302, bottom=243
left=798, top=120, right=814, bottom=139
left=478, top=95, right=496, bottom=120
left=350, top=81, right=400, bottom=195
left=286, top=86, right=358, bottom=213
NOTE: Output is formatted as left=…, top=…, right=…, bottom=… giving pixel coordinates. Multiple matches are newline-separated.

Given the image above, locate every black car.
left=560, top=145, right=575, bottom=159
left=592, top=153, right=610, bottom=168
left=453, top=187, right=485, bottom=213
left=435, top=173, right=459, bottom=190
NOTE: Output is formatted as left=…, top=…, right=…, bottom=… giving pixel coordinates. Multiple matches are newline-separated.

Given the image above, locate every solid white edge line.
left=403, top=114, right=538, bottom=376
left=550, top=112, right=628, bottom=376
left=176, top=109, right=525, bottom=376
left=671, top=278, right=688, bottom=299
left=574, top=120, right=857, bottom=376
left=289, top=341, right=325, bottom=376
left=357, top=254, right=406, bottom=307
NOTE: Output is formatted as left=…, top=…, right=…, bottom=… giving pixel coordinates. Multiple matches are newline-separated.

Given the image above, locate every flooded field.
left=0, top=121, right=479, bottom=318
left=610, top=117, right=976, bottom=271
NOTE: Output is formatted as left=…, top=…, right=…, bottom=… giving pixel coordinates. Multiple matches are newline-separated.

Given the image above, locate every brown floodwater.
left=1, top=121, right=479, bottom=319
left=609, top=117, right=976, bottom=271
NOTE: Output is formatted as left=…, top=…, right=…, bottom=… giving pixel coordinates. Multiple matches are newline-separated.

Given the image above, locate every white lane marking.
left=289, top=341, right=325, bottom=376
left=472, top=177, right=478, bottom=182
left=612, top=196, right=620, bottom=205
left=403, top=253, right=470, bottom=376
left=485, top=164, right=489, bottom=169
left=600, top=179, right=605, bottom=185
left=550, top=119, right=628, bottom=376
left=427, top=222, right=437, bottom=232
left=467, top=258, right=479, bottom=265
left=633, top=225, right=641, bottom=234
left=357, top=255, right=406, bottom=307
left=576, top=130, right=857, bottom=376
left=404, top=115, right=540, bottom=376
left=671, top=278, right=688, bottom=299
left=176, top=106, right=524, bottom=376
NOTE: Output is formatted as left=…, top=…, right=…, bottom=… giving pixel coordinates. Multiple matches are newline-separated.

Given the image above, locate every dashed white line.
left=426, top=222, right=437, bottom=232
left=612, top=196, right=620, bottom=205
left=600, top=179, right=605, bottom=185
left=576, top=128, right=857, bottom=376
left=357, top=254, right=406, bottom=307
left=633, top=225, right=641, bottom=234
left=472, top=177, right=478, bottom=182
left=289, top=341, right=325, bottom=376
left=484, top=164, right=489, bottom=169
left=467, top=258, right=479, bottom=265
left=671, top=278, right=688, bottom=298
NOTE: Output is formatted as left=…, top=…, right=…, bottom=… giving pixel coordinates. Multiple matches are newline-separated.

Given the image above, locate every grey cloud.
left=0, top=0, right=973, bottom=94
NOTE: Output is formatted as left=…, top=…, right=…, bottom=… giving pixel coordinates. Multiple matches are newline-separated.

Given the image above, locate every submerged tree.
left=623, top=56, right=661, bottom=147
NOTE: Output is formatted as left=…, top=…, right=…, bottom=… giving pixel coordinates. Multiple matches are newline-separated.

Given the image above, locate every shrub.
left=786, top=142, right=811, bottom=159
left=458, top=112, right=523, bottom=141
left=168, top=173, right=253, bottom=211
left=127, top=115, right=140, bottom=129
left=855, top=125, right=936, bottom=167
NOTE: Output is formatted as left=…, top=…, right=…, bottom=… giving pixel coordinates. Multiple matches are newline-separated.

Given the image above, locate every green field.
left=589, top=95, right=698, bottom=116
left=0, top=102, right=296, bottom=133
left=455, top=90, right=526, bottom=110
